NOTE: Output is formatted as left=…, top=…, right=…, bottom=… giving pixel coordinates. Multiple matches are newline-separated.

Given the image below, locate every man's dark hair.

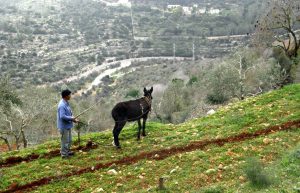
left=61, top=89, right=72, bottom=98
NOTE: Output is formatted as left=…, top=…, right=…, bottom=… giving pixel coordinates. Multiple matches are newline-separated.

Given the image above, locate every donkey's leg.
left=113, top=121, right=126, bottom=148
left=142, top=117, right=147, bottom=136
left=137, top=119, right=142, bottom=140
left=112, top=122, right=119, bottom=147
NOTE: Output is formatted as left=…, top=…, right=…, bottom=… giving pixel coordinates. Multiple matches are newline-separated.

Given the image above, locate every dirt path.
left=0, top=141, right=98, bottom=168
left=1, top=120, right=300, bottom=193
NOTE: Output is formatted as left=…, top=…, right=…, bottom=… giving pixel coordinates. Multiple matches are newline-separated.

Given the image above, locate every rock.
left=263, top=138, right=272, bottom=144
left=107, top=169, right=118, bottom=175
left=207, top=109, right=215, bottom=115
left=218, top=164, right=223, bottom=170
left=239, top=176, right=246, bottom=182
left=93, top=188, right=104, bottom=192
left=170, top=169, right=176, bottom=174
left=205, top=169, right=216, bottom=174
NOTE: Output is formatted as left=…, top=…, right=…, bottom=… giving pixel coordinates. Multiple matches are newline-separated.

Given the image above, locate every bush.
left=244, top=157, right=271, bottom=188
left=206, top=92, right=228, bottom=104
left=125, top=89, right=140, bottom=98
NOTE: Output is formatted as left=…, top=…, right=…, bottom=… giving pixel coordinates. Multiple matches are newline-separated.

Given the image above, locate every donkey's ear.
left=144, top=87, right=147, bottom=93
left=150, top=87, right=153, bottom=93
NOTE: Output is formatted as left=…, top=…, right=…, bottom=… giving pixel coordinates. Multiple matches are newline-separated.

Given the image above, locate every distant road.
left=87, top=57, right=186, bottom=91
left=93, top=0, right=131, bottom=7
left=49, top=56, right=187, bottom=93
left=134, top=34, right=251, bottom=41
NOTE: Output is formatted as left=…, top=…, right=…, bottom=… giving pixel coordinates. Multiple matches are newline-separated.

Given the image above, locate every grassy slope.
left=0, top=84, right=300, bottom=192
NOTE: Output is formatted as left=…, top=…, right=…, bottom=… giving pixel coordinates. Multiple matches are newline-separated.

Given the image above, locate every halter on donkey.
left=111, top=87, right=153, bottom=148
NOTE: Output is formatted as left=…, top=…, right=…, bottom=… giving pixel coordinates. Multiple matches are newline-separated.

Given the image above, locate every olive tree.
left=254, top=0, right=300, bottom=83
left=0, top=76, right=22, bottom=150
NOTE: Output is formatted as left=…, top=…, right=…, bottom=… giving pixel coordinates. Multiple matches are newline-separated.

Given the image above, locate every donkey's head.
left=143, top=87, right=153, bottom=100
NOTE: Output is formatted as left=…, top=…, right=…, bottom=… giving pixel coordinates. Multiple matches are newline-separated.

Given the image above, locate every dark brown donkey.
left=111, top=87, right=153, bottom=148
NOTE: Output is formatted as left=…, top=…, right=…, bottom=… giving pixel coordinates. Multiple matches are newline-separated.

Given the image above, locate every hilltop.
left=0, top=83, right=299, bottom=192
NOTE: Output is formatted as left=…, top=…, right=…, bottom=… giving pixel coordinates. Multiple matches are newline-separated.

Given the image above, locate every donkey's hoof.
left=142, top=134, right=147, bottom=137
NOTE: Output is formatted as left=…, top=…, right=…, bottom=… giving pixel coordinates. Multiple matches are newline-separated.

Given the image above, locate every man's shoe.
left=68, top=151, right=75, bottom=156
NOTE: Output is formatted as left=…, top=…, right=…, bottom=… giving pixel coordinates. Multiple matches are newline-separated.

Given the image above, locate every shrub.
left=125, top=89, right=139, bottom=98
left=244, top=157, right=271, bottom=188
left=206, top=92, right=228, bottom=104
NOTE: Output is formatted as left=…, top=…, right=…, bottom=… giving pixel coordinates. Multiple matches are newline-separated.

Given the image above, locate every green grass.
left=0, top=84, right=300, bottom=192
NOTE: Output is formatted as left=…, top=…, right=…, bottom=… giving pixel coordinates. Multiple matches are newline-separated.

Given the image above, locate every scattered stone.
left=107, top=169, right=118, bottom=175
left=117, top=183, right=123, bottom=187
left=205, top=168, right=216, bottom=174
left=207, top=109, right=215, bottom=115
left=223, top=166, right=229, bottom=170
left=263, top=138, right=272, bottom=144
left=218, top=164, right=223, bottom=170
left=93, top=188, right=104, bottom=192
left=262, top=123, right=270, bottom=127
left=239, top=176, right=246, bottom=182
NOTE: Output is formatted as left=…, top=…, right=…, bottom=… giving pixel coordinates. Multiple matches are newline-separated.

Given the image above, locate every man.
left=57, top=89, right=79, bottom=159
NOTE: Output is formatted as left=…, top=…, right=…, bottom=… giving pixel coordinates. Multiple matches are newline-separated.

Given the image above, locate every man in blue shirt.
left=57, top=89, right=79, bottom=159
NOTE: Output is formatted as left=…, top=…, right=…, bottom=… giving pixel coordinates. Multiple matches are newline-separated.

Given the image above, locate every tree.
left=0, top=76, right=22, bottom=150
left=0, top=76, right=22, bottom=112
left=160, top=78, right=189, bottom=123
left=0, top=84, right=58, bottom=150
left=206, top=48, right=269, bottom=103
left=254, top=0, right=300, bottom=83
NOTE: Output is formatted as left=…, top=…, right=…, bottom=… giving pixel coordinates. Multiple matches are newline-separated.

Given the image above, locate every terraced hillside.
left=0, top=84, right=299, bottom=192
left=0, top=0, right=258, bottom=90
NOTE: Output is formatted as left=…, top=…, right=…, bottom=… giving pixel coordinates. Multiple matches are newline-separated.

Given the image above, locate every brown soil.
left=0, top=144, right=17, bottom=152
left=0, top=141, right=98, bottom=168
left=1, top=120, right=299, bottom=193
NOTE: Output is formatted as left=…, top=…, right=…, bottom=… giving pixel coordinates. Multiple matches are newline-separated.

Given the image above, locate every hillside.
left=0, top=0, right=260, bottom=91
left=0, top=84, right=299, bottom=192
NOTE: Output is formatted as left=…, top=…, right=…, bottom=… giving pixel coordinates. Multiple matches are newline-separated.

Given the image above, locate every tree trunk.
left=21, top=130, right=27, bottom=148
left=14, top=135, right=20, bottom=150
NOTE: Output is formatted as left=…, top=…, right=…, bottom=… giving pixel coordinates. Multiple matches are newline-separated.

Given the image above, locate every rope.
left=75, top=96, right=152, bottom=123
left=74, top=100, right=102, bottom=118
left=114, top=108, right=151, bottom=123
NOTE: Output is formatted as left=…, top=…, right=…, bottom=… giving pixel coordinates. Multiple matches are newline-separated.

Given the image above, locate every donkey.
left=111, top=87, right=153, bottom=148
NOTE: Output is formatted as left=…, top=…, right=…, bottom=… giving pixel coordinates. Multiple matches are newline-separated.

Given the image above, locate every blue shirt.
left=57, top=99, right=73, bottom=130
